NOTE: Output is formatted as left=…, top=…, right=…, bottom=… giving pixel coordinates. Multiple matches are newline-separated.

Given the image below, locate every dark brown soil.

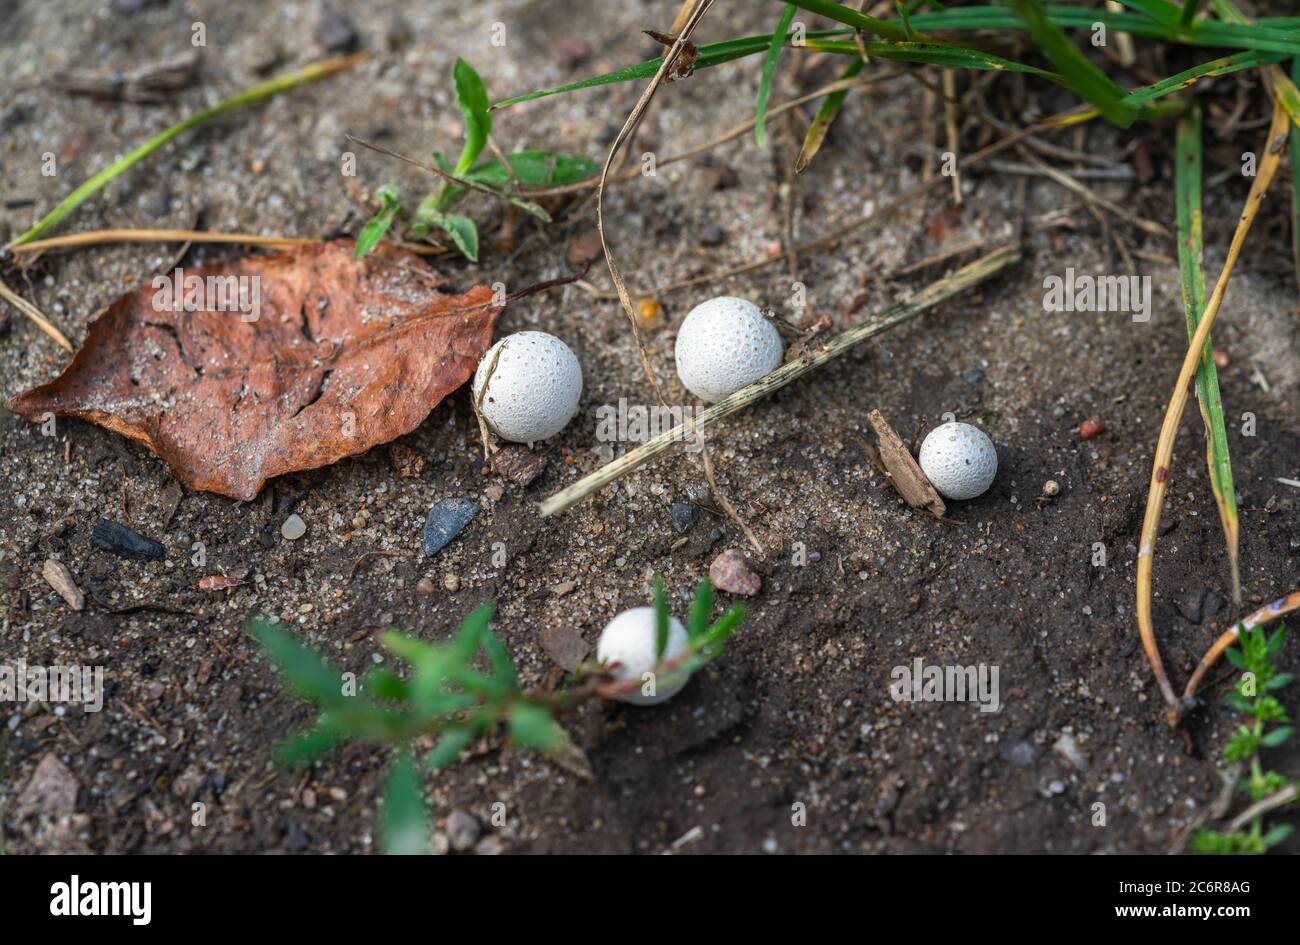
left=2, top=0, right=1298, bottom=854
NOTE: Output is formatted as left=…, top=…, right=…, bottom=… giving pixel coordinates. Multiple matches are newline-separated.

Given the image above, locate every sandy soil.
left=2, top=0, right=1298, bottom=854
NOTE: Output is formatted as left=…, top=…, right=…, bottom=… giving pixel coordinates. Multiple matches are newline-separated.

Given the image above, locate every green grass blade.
left=906, top=7, right=1300, bottom=56
left=1212, top=1, right=1300, bottom=130
left=1175, top=104, right=1240, bottom=605
left=796, top=58, right=864, bottom=173
left=1125, top=49, right=1286, bottom=105
left=652, top=575, right=669, bottom=661
left=8, top=55, right=361, bottom=248
left=1008, top=0, right=1137, bottom=127
left=808, top=38, right=1061, bottom=78
left=1179, top=0, right=1204, bottom=27
left=756, top=4, right=797, bottom=147
left=1113, top=0, right=1181, bottom=27
left=687, top=577, right=715, bottom=640
left=381, top=753, right=429, bottom=855
left=785, top=0, right=913, bottom=42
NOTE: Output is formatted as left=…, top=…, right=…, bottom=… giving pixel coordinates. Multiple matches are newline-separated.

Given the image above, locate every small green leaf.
left=381, top=752, right=429, bottom=855
left=1260, top=726, right=1294, bottom=748
left=652, top=575, right=669, bottom=661
left=507, top=702, right=564, bottom=750
left=466, top=150, right=599, bottom=189
left=248, top=615, right=349, bottom=707
left=452, top=59, right=492, bottom=175
left=1263, top=823, right=1294, bottom=847
left=480, top=628, right=520, bottom=692
left=364, top=668, right=409, bottom=701
left=455, top=602, right=496, bottom=658
left=435, top=212, right=479, bottom=261
left=427, top=727, right=474, bottom=770
left=1265, top=672, right=1295, bottom=691
left=355, top=182, right=400, bottom=258
left=687, top=578, right=714, bottom=640
left=274, top=724, right=342, bottom=767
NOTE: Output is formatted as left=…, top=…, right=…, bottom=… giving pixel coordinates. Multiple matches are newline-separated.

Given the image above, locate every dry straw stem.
left=8, top=229, right=446, bottom=256
left=539, top=244, right=1021, bottom=518
left=1135, top=98, right=1290, bottom=727
left=1182, top=589, right=1300, bottom=710
left=1228, top=782, right=1300, bottom=833
left=594, top=0, right=715, bottom=402
left=0, top=281, right=73, bottom=352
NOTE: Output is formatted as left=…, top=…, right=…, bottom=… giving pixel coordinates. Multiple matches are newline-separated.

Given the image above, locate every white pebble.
left=596, top=607, right=690, bottom=706
left=918, top=421, right=998, bottom=500
left=281, top=514, right=306, bottom=540
left=473, top=331, right=582, bottom=444
left=674, top=297, right=783, bottom=403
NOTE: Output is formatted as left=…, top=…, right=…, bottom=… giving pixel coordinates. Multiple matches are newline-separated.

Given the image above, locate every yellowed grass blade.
left=1135, top=98, right=1290, bottom=726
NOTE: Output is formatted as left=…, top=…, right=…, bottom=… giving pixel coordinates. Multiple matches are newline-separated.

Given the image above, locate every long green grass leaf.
left=785, top=0, right=913, bottom=42
left=8, top=55, right=362, bottom=248
left=1008, top=0, right=1137, bottom=127
left=757, top=4, right=797, bottom=147
left=1175, top=104, right=1240, bottom=605
left=1113, top=0, right=1181, bottom=27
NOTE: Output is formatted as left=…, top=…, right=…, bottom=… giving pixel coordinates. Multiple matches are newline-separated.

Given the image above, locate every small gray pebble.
left=668, top=502, right=698, bottom=533
left=446, top=810, right=481, bottom=852
left=998, top=736, right=1039, bottom=768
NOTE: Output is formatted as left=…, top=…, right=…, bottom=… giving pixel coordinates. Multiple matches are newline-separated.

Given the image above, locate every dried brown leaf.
left=7, top=240, right=499, bottom=500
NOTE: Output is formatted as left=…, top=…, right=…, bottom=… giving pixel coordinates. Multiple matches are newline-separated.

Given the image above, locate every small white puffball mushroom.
left=596, top=607, right=690, bottom=706
left=918, top=421, right=998, bottom=501
left=674, top=296, right=783, bottom=403
left=472, top=331, right=582, bottom=445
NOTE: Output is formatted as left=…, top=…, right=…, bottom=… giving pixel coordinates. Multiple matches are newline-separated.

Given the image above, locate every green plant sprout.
left=248, top=576, right=744, bottom=854
left=1193, top=624, right=1296, bottom=854
left=355, top=59, right=599, bottom=261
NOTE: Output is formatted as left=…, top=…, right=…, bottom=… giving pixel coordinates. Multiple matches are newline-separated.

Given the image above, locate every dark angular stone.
left=91, top=519, right=165, bottom=561
left=423, top=499, right=479, bottom=556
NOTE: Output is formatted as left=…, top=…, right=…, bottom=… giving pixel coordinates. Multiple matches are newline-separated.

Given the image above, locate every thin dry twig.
left=0, top=281, right=73, bottom=351
left=594, top=0, right=715, bottom=401
left=1227, top=783, right=1299, bottom=833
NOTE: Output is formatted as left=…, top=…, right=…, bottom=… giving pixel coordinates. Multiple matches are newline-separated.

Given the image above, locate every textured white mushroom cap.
left=918, top=421, right=998, bottom=501
left=472, top=331, right=582, bottom=445
left=674, top=296, right=784, bottom=403
left=596, top=607, right=690, bottom=706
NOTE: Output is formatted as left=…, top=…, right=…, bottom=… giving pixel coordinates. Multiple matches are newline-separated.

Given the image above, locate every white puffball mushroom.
left=596, top=607, right=691, bottom=706
left=918, top=421, right=998, bottom=501
left=674, top=296, right=783, bottom=403
left=472, top=331, right=582, bottom=445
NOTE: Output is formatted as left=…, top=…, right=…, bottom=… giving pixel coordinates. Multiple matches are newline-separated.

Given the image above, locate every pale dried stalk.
left=1136, top=99, right=1290, bottom=725
left=540, top=245, right=1021, bottom=517
left=9, top=229, right=445, bottom=256
left=1182, top=589, right=1300, bottom=710
left=0, top=281, right=73, bottom=351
